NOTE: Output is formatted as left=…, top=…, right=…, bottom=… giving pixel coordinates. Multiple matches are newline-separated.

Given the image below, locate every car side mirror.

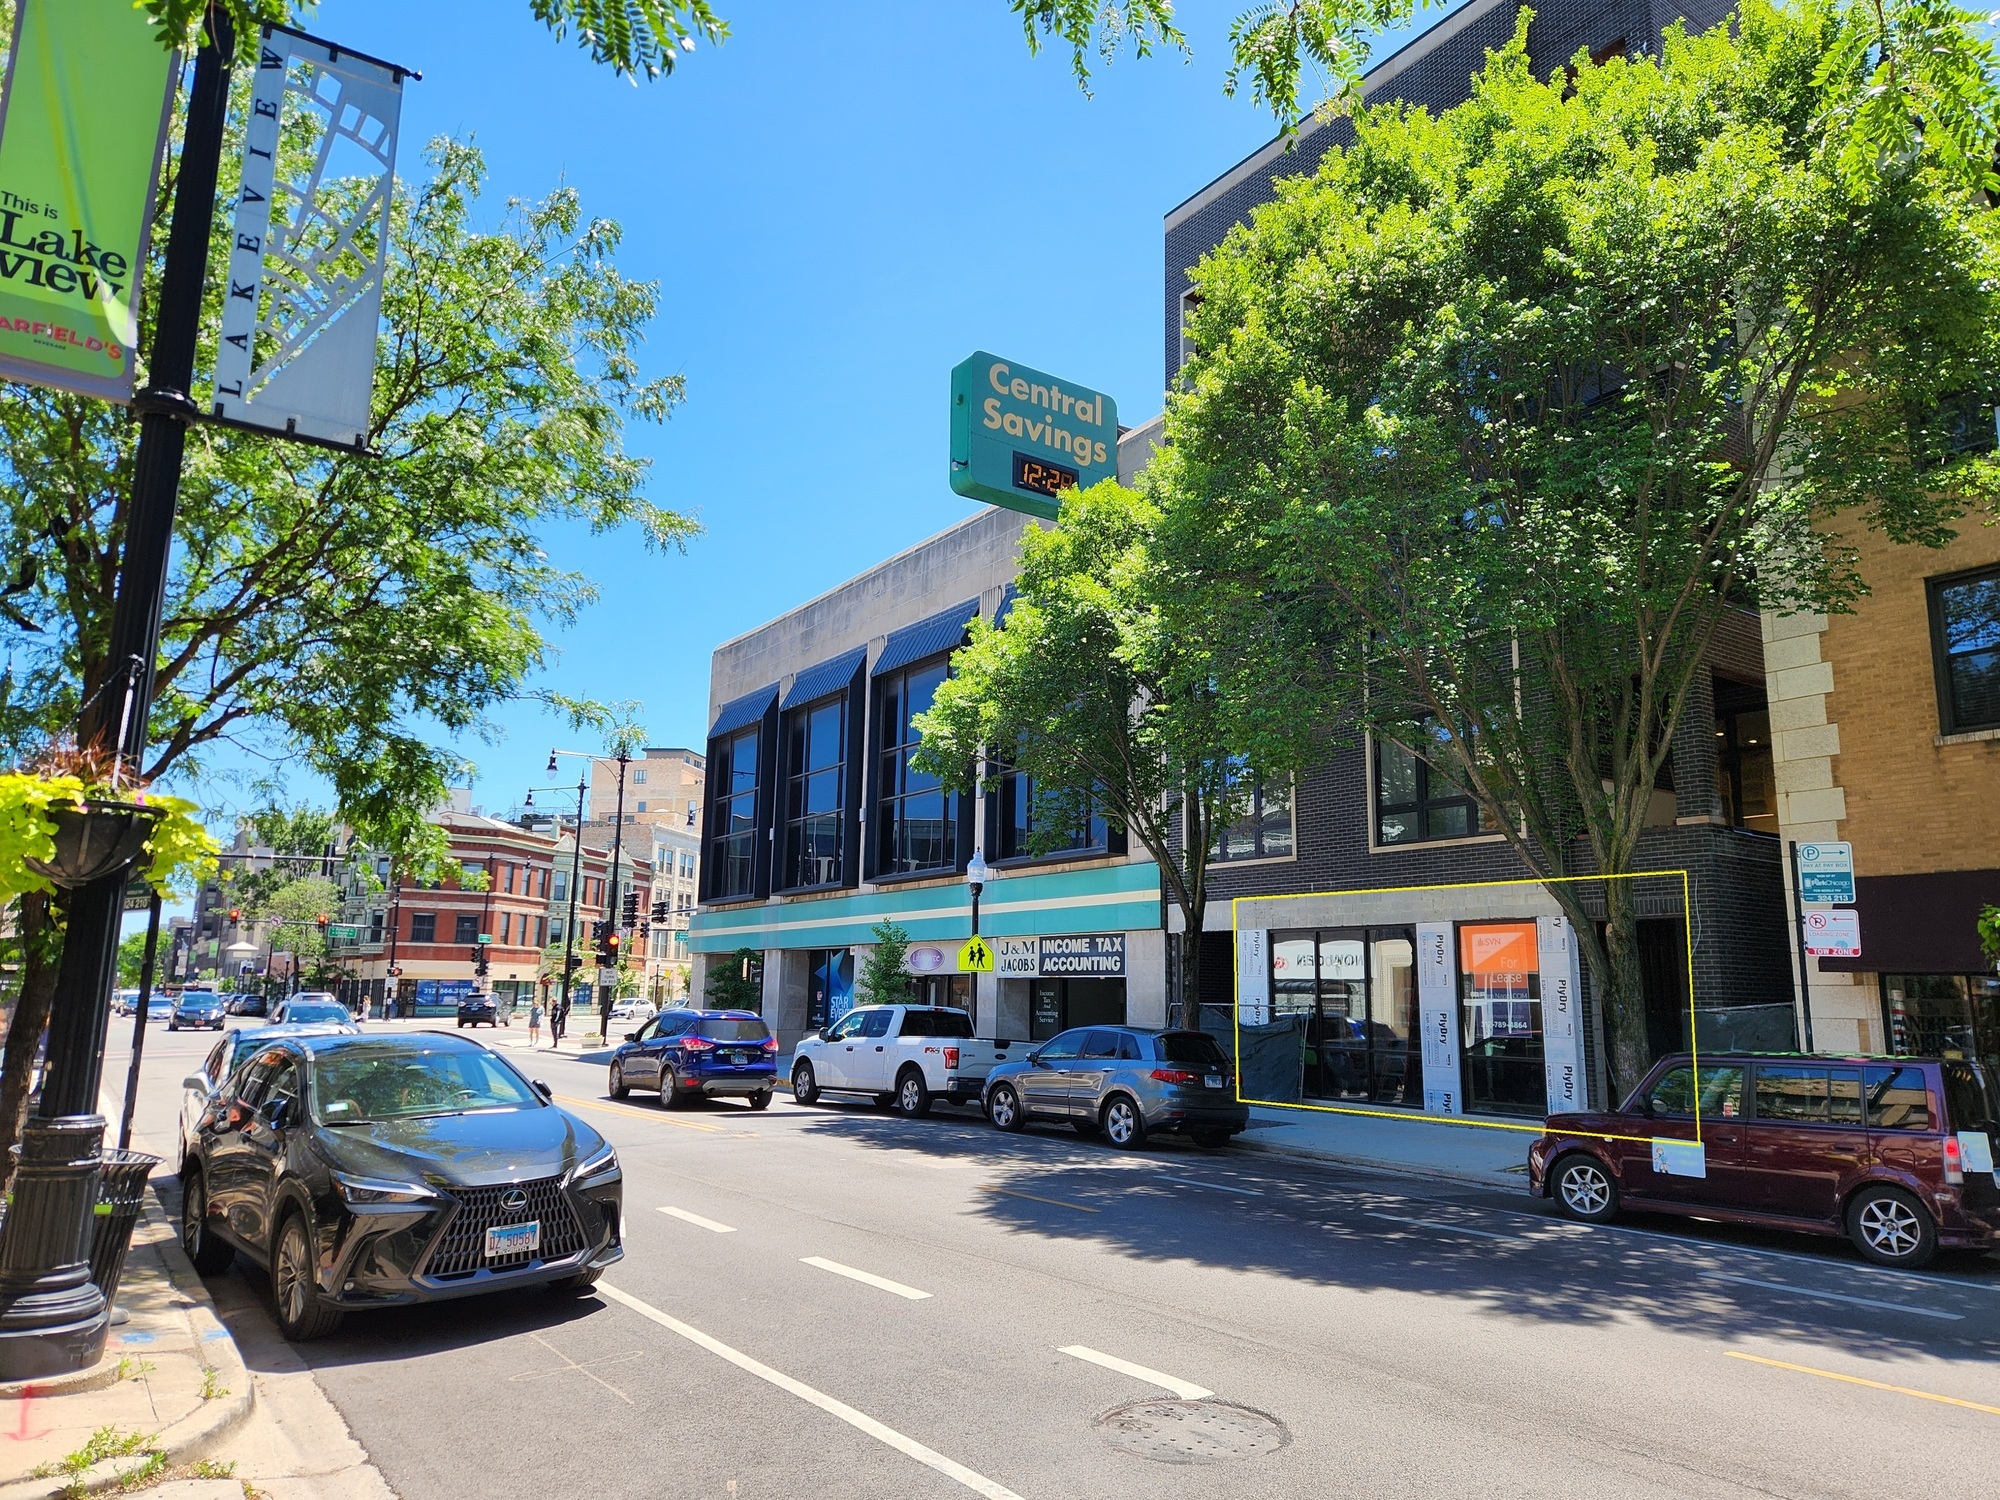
left=624, top=1031, right=639, bottom=1042
left=1029, top=1053, right=1047, bottom=1068
left=532, top=1080, right=554, bottom=1100
left=182, top=1074, right=208, bottom=1093
left=267, top=1097, right=291, bottom=1132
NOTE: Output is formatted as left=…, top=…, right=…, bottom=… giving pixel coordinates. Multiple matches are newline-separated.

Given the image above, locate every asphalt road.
left=106, top=1015, right=2000, bottom=1500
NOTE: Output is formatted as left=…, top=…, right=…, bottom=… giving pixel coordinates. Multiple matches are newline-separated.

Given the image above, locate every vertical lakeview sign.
left=950, top=351, right=1118, bottom=519
left=0, top=0, right=177, bottom=401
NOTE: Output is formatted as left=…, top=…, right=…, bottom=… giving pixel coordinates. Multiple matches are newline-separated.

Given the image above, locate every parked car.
left=227, top=994, right=268, bottom=1018
left=270, top=997, right=355, bottom=1027
left=610, top=998, right=656, bottom=1024
left=791, top=1005, right=1020, bottom=1116
left=180, top=1030, right=623, bottom=1340
left=146, top=993, right=176, bottom=1023
left=982, top=1027, right=1248, bottom=1149
left=176, top=1022, right=360, bottom=1165
left=457, top=992, right=499, bottom=1028
left=169, top=991, right=228, bottom=1031
left=1529, top=1052, right=2000, bottom=1268
left=609, top=1009, right=777, bottom=1108
left=112, top=989, right=142, bottom=1017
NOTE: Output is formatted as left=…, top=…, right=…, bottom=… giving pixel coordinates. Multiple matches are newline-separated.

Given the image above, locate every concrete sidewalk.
left=0, top=1189, right=391, bottom=1500
left=1236, top=1103, right=1537, bottom=1188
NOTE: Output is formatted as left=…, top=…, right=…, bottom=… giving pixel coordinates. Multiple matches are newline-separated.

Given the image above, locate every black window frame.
left=1372, top=728, right=1491, bottom=848
left=453, top=913, right=478, bottom=945
left=1211, top=763, right=1294, bottom=863
left=988, top=758, right=1118, bottom=865
left=869, top=654, right=968, bottom=880
left=706, top=721, right=767, bottom=900
left=1927, top=563, right=2000, bottom=735
left=777, top=691, right=851, bottom=893
left=408, top=912, right=436, bottom=944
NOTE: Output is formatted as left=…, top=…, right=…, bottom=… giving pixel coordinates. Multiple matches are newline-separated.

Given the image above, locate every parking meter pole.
left=118, top=893, right=164, bottom=1153
left=1787, top=840, right=1816, bottom=1054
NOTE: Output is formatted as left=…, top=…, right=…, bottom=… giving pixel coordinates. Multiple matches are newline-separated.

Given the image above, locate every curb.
left=0, top=1352, right=128, bottom=1404
left=0, top=1191, right=255, bottom=1500
left=1231, top=1135, right=1530, bottom=1192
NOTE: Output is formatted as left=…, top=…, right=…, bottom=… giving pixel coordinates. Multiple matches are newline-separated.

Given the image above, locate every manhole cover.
left=1094, top=1398, right=1291, bottom=1464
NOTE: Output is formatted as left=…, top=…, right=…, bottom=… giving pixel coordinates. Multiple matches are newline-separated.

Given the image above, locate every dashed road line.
left=1058, top=1344, right=1213, bottom=1401
left=801, top=1256, right=931, bottom=1300
left=1727, top=1351, right=2000, bottom=1414
left=600, top=1283, right=1025, bottom=1499
left=658, top=1206, right=736, bottom=1234
left=1699, top=1272, right=1962, bottom=1321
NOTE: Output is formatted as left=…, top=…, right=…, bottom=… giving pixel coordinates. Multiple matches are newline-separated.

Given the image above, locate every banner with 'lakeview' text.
left=0, top=0, right=176, bottom=401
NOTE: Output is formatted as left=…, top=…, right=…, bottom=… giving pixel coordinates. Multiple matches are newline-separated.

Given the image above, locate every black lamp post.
left=526, top=775, right=587, bottom=1045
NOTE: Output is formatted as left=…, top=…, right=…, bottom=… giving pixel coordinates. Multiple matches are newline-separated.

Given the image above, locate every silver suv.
left=982, top=1026, right=1248, bottom=1149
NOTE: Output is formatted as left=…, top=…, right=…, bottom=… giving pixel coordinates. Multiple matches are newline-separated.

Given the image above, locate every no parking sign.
left=1802, top=908, right=1861, bottom=958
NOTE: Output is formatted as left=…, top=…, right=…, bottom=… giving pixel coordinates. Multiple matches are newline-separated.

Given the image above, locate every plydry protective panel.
left=1538, top=914, right=1586, bottom=1114
left=1235, top=927, right=1269, bottom=1024
left=1416, top=921, right=1460, bottom=1115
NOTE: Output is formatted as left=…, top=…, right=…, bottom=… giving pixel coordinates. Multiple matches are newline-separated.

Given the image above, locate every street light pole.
left=527, top=777, right=588, bottom=1046
left=599, top=748, right=631, bottom=1044
left=0, top=12, right=236, bottom=1381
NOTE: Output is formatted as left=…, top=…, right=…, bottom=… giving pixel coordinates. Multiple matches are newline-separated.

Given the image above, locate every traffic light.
left=315, top=913, right=330, bottom=931
left=387, top=963, right=403, bottom=977
left=622, top=888, right=640, bottom=925
left=227, top=907, right=241, bottom=922
left=471, top=945, right=490, bottom=977
left=590, top=920, right=608, bottom=943
left=651, top=898, right=668, bottom=921
left=565, top=953, right=583, bottom=972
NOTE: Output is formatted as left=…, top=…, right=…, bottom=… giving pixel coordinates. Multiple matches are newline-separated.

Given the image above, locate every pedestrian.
left=529, top=1000, right=543, bottom=1047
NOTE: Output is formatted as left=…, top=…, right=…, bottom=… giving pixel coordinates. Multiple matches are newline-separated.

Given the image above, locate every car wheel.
left=659, top=1067, right=686, bottom=1107
left=1551, top=1153, right=1619, bottom=1223
left=749, top=1090, right=773, bottom=1111
left=988, top=1084, right=1025, bottom=1133
left=1192, top=1129, right=1233, bottom=1150
left=894, top=1067, right=932, bottom=1118
left=271, top=1210, right=342, bottom=1341
left=791, top=1060, right=821, bottom=1106
left=1101, top=1094, right=1146, bottom=1150
left=1846, top=1185, right=1937, bottom=1268
left=167, top=1022, right=178, bottom=1031
left=179, top=1170, right=234, bottom=1276
left=608, top=1061, right=629, bottom=1099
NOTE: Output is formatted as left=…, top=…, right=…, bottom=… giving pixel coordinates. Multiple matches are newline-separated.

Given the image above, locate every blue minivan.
left=609, top=1008, right=777, bottom=1109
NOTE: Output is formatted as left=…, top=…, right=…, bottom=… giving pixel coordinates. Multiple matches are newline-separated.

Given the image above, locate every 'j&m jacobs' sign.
left=950, top=351, right=1118, bottom=519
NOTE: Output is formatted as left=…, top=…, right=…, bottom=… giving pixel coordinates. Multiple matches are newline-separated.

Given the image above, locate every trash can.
left=88, top=1149, right=160, bottom=1312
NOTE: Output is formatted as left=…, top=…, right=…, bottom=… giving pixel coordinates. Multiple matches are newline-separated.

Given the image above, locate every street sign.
left=949, top=352, right=1117, bottom=519
left=957, top=935, right=994, bottom=973
left=1802, top=908, right=1861, bottom=958
left=326, top=924, right=361, bottom=942
left=1796, top=841, right=1855, bottom=904
left=122, top=880, right=153, bottom=913
left=477, top=933, right=492, bottom=943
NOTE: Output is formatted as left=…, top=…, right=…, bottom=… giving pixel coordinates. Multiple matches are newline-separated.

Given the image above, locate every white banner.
left=1538, top=914, right=1586, bottom=1115
left=1235, top=927, right=1269, bottom=1024
left=1416, top=922, right=1460, bottom=1115
left=211, top=25, right=407, bottom=450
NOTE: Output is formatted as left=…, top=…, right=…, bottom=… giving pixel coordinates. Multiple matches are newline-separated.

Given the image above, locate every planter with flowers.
left=0, top=768, right=216, bottom=903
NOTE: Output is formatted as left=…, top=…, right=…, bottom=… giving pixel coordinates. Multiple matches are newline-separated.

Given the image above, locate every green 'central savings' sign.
left=950, top=351, right=1118, bottom=519
left=0, top=0, right=177, bottom=402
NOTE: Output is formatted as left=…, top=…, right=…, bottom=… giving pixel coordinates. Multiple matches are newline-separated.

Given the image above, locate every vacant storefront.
left=1883, top=973, right=2000, bottom=1066
left=1269, top=928, right=1417, bottom=1104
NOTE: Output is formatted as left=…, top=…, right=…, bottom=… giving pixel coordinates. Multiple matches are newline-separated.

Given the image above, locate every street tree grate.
left=1093, top=1398, right=1291, bottom=1464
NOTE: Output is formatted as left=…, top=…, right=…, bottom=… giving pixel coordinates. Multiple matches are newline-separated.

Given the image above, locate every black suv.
left=457, top=992, right=499, bottom=1028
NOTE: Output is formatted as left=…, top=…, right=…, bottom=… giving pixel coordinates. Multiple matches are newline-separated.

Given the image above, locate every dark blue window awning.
left=873, top=599, right=980, bottom=678
left=708, top=684, right=777, bottom=739
left=991, top=584, right=1019, bottom=629
left=781, top=647, right=866, bottom=710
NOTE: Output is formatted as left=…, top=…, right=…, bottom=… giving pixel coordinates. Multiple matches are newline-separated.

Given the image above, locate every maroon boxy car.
left=1528, top=1053, right=2000, bottom=1268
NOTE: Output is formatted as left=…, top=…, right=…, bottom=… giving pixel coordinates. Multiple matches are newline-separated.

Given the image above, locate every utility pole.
left=599, top=748, right=631, bottom=1044
left=0, top=12, right=236, bottom=1381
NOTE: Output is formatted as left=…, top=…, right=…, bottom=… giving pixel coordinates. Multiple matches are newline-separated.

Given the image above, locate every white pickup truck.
left=789, top=1004, right=1021, bottom=1117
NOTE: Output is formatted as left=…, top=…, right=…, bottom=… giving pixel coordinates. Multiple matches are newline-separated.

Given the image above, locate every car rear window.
left=898, top=1009, right=974, bottom=1038
left=699, top=1016, right=771, bottom=1043
left=1864, top=1066, right=1933, bottom=1131
left=1943, top=1061, right=2000, bottom=1133
left=285, top=1002, right=347, bottom=1022
left=1157, top=1033, right=1228, bottom=1068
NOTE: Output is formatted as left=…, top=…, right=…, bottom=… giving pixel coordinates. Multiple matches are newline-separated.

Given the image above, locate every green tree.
left=1148, top=4, right=2000, bottom=1089
left=916, top=483, right=1246, bottom=1031
left=704, top=947, right=762, bottom=1009
left=254, top=874, right=344, bottom=987
left=116, top=929, right=151, bottom=989
left=853, top=921, right=914, bottom=1009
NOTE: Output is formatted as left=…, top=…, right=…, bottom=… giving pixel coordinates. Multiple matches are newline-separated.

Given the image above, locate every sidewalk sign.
left=1796, top=841, right=1855, bottom=905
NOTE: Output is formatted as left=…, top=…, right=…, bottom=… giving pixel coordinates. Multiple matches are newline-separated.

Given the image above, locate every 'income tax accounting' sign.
left=950, top=351, right=1117, bottom=519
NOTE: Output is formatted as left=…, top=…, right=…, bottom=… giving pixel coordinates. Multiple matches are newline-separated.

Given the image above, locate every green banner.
left=0, top=0, right=176, bottom=401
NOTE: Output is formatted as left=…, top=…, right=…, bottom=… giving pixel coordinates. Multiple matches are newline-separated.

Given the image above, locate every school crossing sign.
left=957, top=935, right=994, bottom=973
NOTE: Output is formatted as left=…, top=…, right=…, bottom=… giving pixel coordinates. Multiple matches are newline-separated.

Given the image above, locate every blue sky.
left=203, top=0, right=1460, bottom=828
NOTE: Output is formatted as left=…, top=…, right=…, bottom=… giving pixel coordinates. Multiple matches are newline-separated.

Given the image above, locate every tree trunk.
left=1596, top=881, right=1651, bottom=1105
left=0, top=892, right=61, bottom=1197
left=1176, top=921, right=1203, bottom=1032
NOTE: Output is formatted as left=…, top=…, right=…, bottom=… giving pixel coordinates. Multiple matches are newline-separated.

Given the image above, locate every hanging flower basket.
left=22, top=798, right=164, bottom=889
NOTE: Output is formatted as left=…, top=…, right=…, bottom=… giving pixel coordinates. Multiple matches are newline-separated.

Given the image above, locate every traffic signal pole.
left=558, top=776, right=585, bottom=1044
left=599, top=749, right=630, bottom=1044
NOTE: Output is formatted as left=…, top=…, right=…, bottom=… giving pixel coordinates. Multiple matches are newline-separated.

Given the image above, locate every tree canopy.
left=1148, top=1, right=2000, bottom=1084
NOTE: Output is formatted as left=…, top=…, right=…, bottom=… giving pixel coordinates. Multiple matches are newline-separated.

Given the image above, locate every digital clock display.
left=1012, top=451, right=1080, bottom=500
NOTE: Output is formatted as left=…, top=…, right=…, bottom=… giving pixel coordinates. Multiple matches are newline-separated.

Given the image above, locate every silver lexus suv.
left=982, top=1026, right=1248, bottom=1149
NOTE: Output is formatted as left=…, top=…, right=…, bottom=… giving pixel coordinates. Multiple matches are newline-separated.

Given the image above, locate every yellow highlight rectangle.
left=1230, top=870, right=1700, bottom=1147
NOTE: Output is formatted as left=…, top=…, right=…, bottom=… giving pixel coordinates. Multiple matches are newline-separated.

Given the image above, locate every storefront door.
left=1458, top=922, right=1545, bottom=1117
left=1027, top=977, right=1127, bottom=1040
left=1270, top=927, right=1419, bottom=1104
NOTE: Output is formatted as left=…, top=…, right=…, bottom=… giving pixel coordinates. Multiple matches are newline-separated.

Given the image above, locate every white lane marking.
left=1157, top=1175, right=1262, bottom=1197
left=600, top=1283, right=1024, bottom=1500
left=1699, top=1272, right=1963, bottom=1321
left=1366, top=1212, right=1517, bottom=1242
left=1058, top=1344, right=1214, bottom=1400
left=802, top=1256, right=932, bottom=1301
left=658, top=1206, right=735, bottom=1234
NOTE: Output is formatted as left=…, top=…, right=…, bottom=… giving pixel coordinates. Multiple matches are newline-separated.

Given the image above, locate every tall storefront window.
left=1268, top=928, right=1417, bottom=1102
left=782, top=695, right=846, bottom=889
left=875, top=659, right=958, bottom=875
left=805, top=948, right=854, bottom=1028
left=1459, top=922, right=1543, bottom=1116
left=1212, top=764, right=1293, bottom=862
left=1884, top=973, right=2000, bottom=1066
left=712, top=725, right=760, bottom=898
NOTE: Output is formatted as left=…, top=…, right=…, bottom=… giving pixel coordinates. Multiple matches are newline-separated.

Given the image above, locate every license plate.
left=728, top=1051, right=749, bottom=1064
left=485, top=1221, right=540, bottom=1258
left=1204, top=1075, right=1225, bottom=1089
